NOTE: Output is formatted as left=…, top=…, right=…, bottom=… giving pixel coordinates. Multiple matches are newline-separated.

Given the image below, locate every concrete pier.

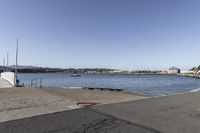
left=184, top=74, right=200, bottom=79
left=1, top=91, right=200, bottom=133
left=0, top=72, right=15, bottom=86
left=0, top=87, right=146, bottom=122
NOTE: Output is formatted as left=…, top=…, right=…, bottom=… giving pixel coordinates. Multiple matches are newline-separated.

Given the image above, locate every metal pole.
left=6, top=52, right=9, bottom=72
left=3, top=58, right=5, bottom=72
left=15, top=39, right=19, bottom=86
left=40, top=77, right=42, bottom=87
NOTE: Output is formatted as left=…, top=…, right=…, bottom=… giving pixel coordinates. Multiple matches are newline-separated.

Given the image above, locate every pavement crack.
left=79, top=118, right=124, bottom=133
left=89, top=108, right=163, bottom=133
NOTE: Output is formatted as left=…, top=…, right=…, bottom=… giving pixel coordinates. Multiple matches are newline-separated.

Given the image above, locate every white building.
left=167, top=67, right=181, bottom=74
left=180, top=70, right=195, bottom=74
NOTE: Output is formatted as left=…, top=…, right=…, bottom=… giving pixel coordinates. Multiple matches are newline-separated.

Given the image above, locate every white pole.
left=3, top=58, right=5, bottom=72
left=6, top=52, right=9, bottom=72
left=15, top=39, right=19, bottom=86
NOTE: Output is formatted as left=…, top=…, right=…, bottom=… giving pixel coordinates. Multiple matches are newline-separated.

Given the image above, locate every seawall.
left=0, top=72, right=15, bottom=86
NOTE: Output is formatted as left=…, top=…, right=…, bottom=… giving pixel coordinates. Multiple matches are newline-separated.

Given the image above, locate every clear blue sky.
left=0, top=0, right=200, bottom=70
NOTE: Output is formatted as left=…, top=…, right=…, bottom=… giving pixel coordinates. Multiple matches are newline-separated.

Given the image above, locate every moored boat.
left=71, top=74, right=81, bottom=77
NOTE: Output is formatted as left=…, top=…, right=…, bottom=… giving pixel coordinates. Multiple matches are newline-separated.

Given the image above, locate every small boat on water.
left=71, top=74, right=81, bottom=77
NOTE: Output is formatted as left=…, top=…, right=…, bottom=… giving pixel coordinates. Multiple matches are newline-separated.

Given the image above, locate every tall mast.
left=3, top=57, right=5, bottom=72
left=15, top=39, right=19, bottom=86
left=6, top=52, right=9, bottom=72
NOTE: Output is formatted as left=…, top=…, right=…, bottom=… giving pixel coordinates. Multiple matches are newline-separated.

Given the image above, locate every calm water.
left=17, top=73, right=200, bottom=96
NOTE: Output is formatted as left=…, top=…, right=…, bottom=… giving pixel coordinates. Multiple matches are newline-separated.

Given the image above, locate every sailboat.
left=71, top=74, right=81, bottom=77
left=71, top=64, right=81, bottom=77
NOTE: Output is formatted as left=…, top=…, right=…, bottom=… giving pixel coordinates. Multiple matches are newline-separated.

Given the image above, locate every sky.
left=0, top=0, right=200, bottom=70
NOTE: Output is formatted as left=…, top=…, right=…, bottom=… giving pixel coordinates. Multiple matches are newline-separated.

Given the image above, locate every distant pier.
left=179, top=74, right=200, bottom=79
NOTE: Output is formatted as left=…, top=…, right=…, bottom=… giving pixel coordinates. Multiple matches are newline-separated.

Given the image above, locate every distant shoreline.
left=16, top=72, right=200, bottom=77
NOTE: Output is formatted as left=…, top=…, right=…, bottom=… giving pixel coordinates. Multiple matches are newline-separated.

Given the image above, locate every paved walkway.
left=0, top=108, right=161, bottom=133
left=1, top=91, right=200, bottom=133
left=0, top=78, right=12, bottom=88
left=94, top=91, right=200, bottom=133
left=0, top=87, right=145, bottom=122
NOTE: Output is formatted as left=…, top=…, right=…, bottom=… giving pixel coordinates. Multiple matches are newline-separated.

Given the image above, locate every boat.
left=71, top=74, right=81, bottom=77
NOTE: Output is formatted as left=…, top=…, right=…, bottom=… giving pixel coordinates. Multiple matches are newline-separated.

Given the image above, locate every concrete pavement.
left=1, top=89, right=200, bottom=132
left=93, top=91, right=200, bottom=133
left=0, top=87, right=146, bottom=122
left=0, top=108, right=161, bottom=133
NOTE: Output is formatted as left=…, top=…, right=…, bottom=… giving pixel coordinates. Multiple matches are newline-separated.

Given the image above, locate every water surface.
left=17, top=73, right=200, bottom=96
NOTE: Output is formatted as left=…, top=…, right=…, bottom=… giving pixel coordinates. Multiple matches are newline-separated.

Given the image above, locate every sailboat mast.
left=15, top=39, right=19, bottom=86
left=3, top=57, right=5, bottom=72
left=6, top=52, right=9, bottom=72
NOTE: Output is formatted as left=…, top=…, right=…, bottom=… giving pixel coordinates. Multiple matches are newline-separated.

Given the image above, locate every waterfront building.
left=181, top=70, right=195, bottom=74
left=167, top=67, right=181, bottom=74
left=87, top=71, right=98, bottom=74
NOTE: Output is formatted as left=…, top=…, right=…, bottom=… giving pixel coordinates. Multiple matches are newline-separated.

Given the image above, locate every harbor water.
left=17, top=73, right=200, bottom=96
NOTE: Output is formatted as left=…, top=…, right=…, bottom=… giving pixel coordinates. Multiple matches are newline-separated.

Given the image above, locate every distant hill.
left=0, top=65, right=115, bottom=74
left=8, top=65, right=39, bottom=69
